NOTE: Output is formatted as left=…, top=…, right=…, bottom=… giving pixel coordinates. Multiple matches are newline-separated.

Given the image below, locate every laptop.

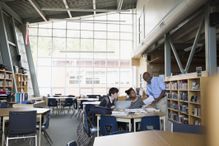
left=115, top=101, right=131, bottom=109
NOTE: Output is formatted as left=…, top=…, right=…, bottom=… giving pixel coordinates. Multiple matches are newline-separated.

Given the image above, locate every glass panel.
left=52, top=37, right=66, bottom=58
left=52, top=67, right=65, bottom=87
left=66, top=38, right=80, bottom=58
left=107, top=68, right=119, bottom=87
left=39, top=28, right=52, bottom=36
left=38, top=58, right=51, bottom=66
left=94, top=31, right=106, bottom=39
left=81, top=22, right=93, bottom=30
left=39, top=88, right=51, bottom=96
left=38, top=37, right=52, bottom=57
left=81, top=31, right=93, bottom=38
left=107, top=32, right=119, bottom=40
left=81, top=39, right=93, bottom=59
left=53, top=29, right=66, bottom=37
left=120, top=25, right=132, bottom=32
left=67, top=22, right=80, bottom=30
left=29, top=28, right=38, bottom=36
left=107, top=40, right=119, bottom=59
left=53, top=21, right=66, bottom=29
left=120, top=41, right=132, bottom=59
left=67, top=30, right=80, bottom=38
left=39, top=23, right=52, bottom=28
left=37, top=67, right=51, bottom=87
left=121, top=32, right=132, bottom=40
left=94, top=40, right=106, bottom=59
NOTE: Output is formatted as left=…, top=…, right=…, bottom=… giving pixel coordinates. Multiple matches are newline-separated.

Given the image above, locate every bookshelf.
left=15, top=73, right=28, bottom=93
left=165, top=72, right=207, bottom=125
left=0, top=70, right=13, bottom=94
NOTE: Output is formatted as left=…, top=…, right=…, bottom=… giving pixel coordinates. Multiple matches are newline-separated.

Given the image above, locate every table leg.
left=134, top=119, right=136, bottom=132
left=1, top=117, right=6, bottom=146
left=128, top=119, right=132, bottom=132
left=38, top=115, right=42, bottom=146
left=97, top=115, right=100, bottom=137
left=160, top=116, right=166, bottom=131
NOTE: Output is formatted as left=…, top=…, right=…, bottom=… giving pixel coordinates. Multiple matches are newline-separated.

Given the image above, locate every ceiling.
left=0, top=0, right=137, bottom=23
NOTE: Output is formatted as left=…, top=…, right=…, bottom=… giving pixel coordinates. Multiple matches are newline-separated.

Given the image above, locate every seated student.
left=99, top=87, right=119, bottom=109
left=125, top=88, right=145, bottom=109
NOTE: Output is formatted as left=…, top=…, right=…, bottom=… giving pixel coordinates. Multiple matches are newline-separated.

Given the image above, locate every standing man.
left=143, top=72, right=166, bottom=110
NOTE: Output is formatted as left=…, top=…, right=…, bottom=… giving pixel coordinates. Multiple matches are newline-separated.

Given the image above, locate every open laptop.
left=115, top=101, right=131, bottom=109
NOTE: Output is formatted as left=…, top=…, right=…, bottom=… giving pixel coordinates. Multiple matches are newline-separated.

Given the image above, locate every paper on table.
left=112, top=111, right=128, bottom=116
left=143, top=96, right=154, bottom=106
left=145, top=108, right=160, bottom=112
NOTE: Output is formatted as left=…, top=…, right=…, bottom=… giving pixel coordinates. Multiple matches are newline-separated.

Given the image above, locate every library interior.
left=0, top=0, right=218, bottom=146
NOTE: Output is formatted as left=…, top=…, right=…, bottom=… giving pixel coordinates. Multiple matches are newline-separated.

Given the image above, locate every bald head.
left=143, top=72, right=152, bottom=83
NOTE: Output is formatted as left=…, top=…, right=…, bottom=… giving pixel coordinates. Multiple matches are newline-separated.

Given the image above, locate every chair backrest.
left=140, top=116, right=160, bottom=131
left=48, top=98, right=57, bottom=106
left=64, top=98, right=74, bottom=106
left=0, top=102, right=8, bottom=108
left=173, top=122, right=202, bottom=134
left=66, top=140, right=77, bottom=146
left=99, top=115, right=118, bottom=136
left=9, top=111, right=37, bottom=136
left=87, top=95, right=100, bottom=99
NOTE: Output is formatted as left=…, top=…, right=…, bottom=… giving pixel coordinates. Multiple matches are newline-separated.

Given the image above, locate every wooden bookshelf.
left=165, top=72, right=207, bottom=125
left=0, top=70, right=13, bottom=93
left=15, top=73, right=28, bottom=93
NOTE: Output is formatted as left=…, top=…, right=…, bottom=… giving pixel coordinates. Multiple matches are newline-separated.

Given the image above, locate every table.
left=77, top=98, right=99, bottom=101
left=96, top=109, right=165, bottom=136
left=0, top=107, right=50, bottom=146
left=94, top=131, right=205, bottom=146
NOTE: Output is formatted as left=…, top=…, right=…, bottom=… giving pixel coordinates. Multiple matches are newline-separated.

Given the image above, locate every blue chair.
left=6, top=111, right=37, bottom=146
left=66, top=140, right=77, bottom=146
left=99, top=115, right=119, bottom=136
left=0, top=102, right=8, bottom=108
left=140, top=116, right=160, bottom=131
left=62, top=98, right=74, bottom=113
left=172, top=122, right=202, bottom=134
left=48, top=98, right=58, bottom=113
left=37, top=111, right=53, bottom=145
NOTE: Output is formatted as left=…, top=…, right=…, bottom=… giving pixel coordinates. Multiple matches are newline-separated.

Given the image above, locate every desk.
left=77, top=98, right=99, bottom=101
left=0, top=107, right=50, bottom=146
left=94, top=131, right=204, bottom=146
left=96, top=110, right=165, bottom=136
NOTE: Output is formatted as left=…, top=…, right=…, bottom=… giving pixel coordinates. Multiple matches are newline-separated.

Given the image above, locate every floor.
left=1, top=112, right=80, bottom=146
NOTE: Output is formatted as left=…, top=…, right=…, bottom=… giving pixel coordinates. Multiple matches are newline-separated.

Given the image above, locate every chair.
left=172, top=122, right=202, bottom=134
left=37, top=111, right=53, bottom=145
left=83, top=105, right=97, bottom=136
left=140, top=116, right=160, bottom=131
left=62, top=98, right=74, bottom=113
left=99, top=115, right=119, bottom=136
left=48, top=98, right=58, bottom=113
left=6, top=111, right=37, bottom=146
left=0, top=102, right=8, bottom=108
left=66, top=140, right=77, bottom=146
left=87, top=95, right=100, bottom=99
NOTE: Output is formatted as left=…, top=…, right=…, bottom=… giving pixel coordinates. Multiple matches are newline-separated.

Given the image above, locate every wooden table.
left=96, top=110, right=165, bottom=136
left=94, top=131, right=205, bottom=146
left=0, top=107, right=50, bottom=146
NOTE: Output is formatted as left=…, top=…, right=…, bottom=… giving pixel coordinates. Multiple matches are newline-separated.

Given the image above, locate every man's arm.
left=99, top=98, right=107, bottom=107
left=153, top=90, right=165, bottom=103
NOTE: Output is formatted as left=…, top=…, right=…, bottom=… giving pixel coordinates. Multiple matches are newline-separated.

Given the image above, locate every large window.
left=29, top=10, right=136, bottom=96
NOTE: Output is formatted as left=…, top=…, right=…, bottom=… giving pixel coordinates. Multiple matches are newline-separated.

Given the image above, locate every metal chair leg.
left=35, top=135, right=38, bottom=146
left=6, top=137, right=9, bottom=146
